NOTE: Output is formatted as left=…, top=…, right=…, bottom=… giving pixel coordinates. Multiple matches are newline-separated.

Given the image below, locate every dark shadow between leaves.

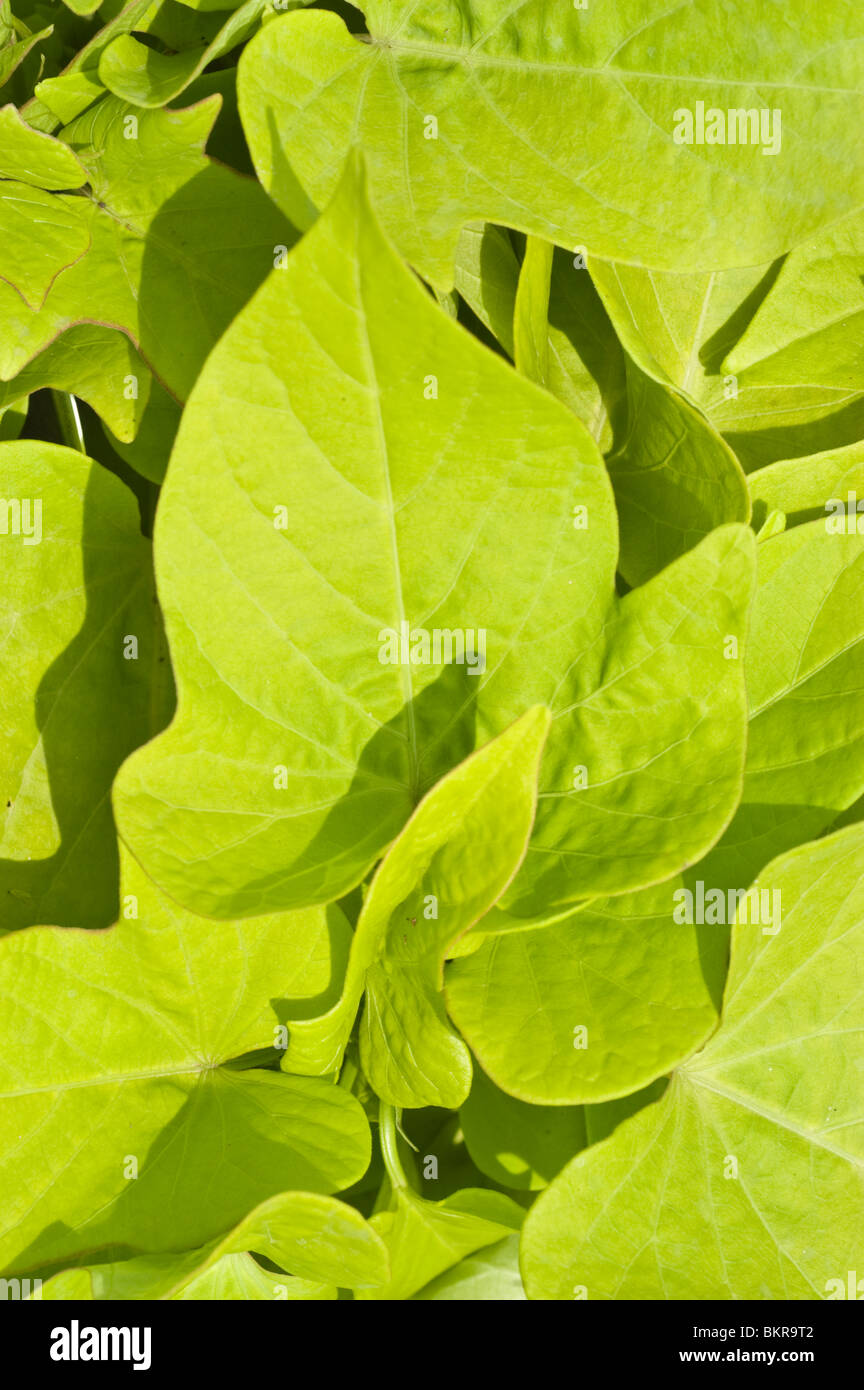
left=0, top=463, right=172, bottom=933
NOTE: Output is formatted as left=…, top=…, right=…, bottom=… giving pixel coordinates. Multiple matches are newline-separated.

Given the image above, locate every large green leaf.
left=0, top=179, right=89, bottom=306
left=36, top=1190, right=388, bottom=1297
left=452, top=518, right=864, bottom=1103
left=285, top=707, right=549, bottom=1109
left=0, top=93, right=294, bottom=398
left=0, top=440, right=172, bottom=932
left=115, top=157, right=756, bottom=927
left=0, top=851, right=367, bottom=1276
left=521, top=825, right=864, bottom=1299
left=238, top=2, right=864, bottom=287
left=114, top=154, right=617, bottom=918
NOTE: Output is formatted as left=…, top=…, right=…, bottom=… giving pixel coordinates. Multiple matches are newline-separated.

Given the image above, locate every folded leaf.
left=175, top=1256, right=335, bottom=1301
left=358, top=1183, right=523, bottom=1302
left=37, top=1190, right=388, bottom=1297
left=97, top=0, right=270, bottom=109
left=0, top=2, right=50, bottom=92
left=0, top=325, right=154, bottom=442
left=696, top=520, right=864, bottom=893
left=591, top=216, right=864, bottom=472
left=283, top=707, right=549, bottom=1108
left=748, top=441, right=864, bottom=531
left=521, top=825, right=864, bottom=1299
left=605, top=360, right=750, bottom=583
left=413, top=1234, right=525, bottom=1301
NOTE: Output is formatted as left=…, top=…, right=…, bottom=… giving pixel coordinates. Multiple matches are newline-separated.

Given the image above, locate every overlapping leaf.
left=114, top=155, right=618, bottom=917
left=285, top=706, right=549, bottom=1109
left=0, top=93, right=294, bottom=399
left=521, top=826, right=864, bottom=1299
left=239, top=1, right=864, bottom=286
left=115, top=158, right=756, bottom=931
left=37, top=1190, right=388, bottom=1298
left=0, top=849, right=367, bottom=1276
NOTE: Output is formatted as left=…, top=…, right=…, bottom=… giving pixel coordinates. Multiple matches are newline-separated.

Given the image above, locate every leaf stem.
left=52, top=391, right=86, bottom=454
left=378, top=1100, right=409, bottom=1190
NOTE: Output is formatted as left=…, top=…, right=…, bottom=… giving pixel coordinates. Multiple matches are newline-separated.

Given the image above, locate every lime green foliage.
left=1, top=0, right=862, bottom=1305
left=239, top=2, right=864, bottom=284
left=522, top=827, right=864, bottom=1299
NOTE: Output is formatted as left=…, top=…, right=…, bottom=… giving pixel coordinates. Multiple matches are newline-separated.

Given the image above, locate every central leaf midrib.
left=352, top=236, right=419, bottom=799
left=365, top=34, right=859, bottom=96
left=0, top=1058, right=220, bottom=1100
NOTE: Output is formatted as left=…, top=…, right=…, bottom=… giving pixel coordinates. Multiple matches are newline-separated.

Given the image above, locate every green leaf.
left=749, top=441, right=864, bottom=532
left=114, top=153, right=617, bottom=919
left=174, top=1256, right=336, bottom=1302
left=25, top=0, right=163, bottom=130
left=583, top=259, right=751, bottom=581
left=0, top=180, right=90, bottom=306
left=449, top=879, right=722, bottom=1105
left=544, top=249, right=626, bottom=455
left=460, top=1066, right=586, bottom=1188
left=238, top=2, right=864, bottom=287
left=0, top=325, right=154, bottom=442
left=500, top=523, right=756, bottom=921
left=285, top=707, right=549, bottom=1109
left=0, top=2, right=50, bottom=92
left=590, top=215, right=864, bottom=474
left=412, top=1234, right=525, bottom=1300
left=358, top=1181, right=523, bottom=1301
left=452, top=222, right=518, bottom=357
left=724, top=213, right=864, bottom=467
left=693, top=520, right=864, bottom=893
left=103, top=372, right=181, bottom=481
left=98, top=0, right=267, bottom=109
left=521, top=825, right=864, bottom=1299
left=0, top=440, right=172, bottom=932
left=513, top=235, right=553, bottom=387
left=38, top=1190, right=388, bottom=1297
left=0, top=102, right=86, bottom=186
left=607, top=362, right=749, bottom=584
left=0, top=94, right=294, bottom=398
left=0, top=850, right=369, bottom=1276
